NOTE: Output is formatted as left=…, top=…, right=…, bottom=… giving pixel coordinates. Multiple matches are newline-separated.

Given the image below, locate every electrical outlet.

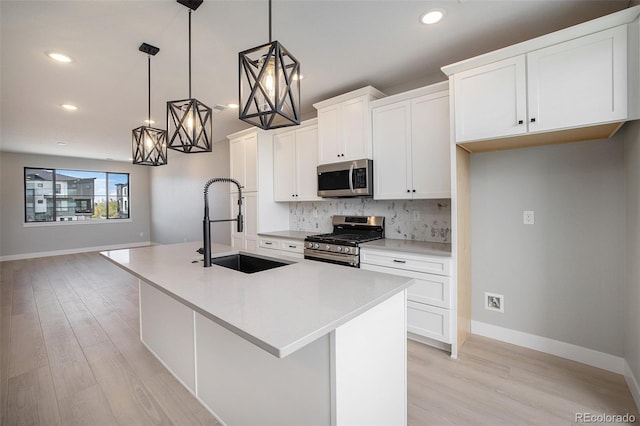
left=485, top=292, right=504, bottom=313
left=413, top=211, right=420, bottom=221
left=523, top=210, right=535, bottom=225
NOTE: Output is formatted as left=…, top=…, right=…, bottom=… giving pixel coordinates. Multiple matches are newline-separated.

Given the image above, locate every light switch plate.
left=523, top=210, right=535, bottom=225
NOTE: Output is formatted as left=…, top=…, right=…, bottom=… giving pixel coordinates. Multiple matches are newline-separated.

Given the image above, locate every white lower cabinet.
left=361, top=247, right=453, bottom=347
left=258, top=236, right=305, bottom=259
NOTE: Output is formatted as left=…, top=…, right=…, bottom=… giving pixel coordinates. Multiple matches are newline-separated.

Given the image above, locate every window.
left=24, top=168, right=130, bottom=223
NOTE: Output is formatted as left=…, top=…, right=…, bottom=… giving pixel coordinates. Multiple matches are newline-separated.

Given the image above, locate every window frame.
left=23, top=167, right=131, bottom=224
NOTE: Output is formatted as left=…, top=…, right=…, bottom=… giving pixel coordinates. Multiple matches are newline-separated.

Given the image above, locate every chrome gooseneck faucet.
left=202, top=178, right=243, bottom=267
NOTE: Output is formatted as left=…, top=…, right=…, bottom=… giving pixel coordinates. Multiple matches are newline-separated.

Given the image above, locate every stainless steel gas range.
left=304, top=215, right=384, bottom=267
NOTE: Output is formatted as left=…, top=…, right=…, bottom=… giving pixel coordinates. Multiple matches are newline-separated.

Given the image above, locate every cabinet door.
left=527, top=25, right=627, bottom=133
left=317, top=105, right=342, bottom=164
left=453, top=56, right=527, bottom=142
left=372, top=101, right=411, bottom=200
left=273, top=131, right=296, bottom=202
left=244, top=192, right=258, bottom=250
left=230, top=137, right=244, bottom=190
left=411, top=91, right=451, bottom=199
left=243, top=134, right=259, bottom=192
left=295, top=125, right=321, bottom=201
left=341, top=96, right=370, bottom=160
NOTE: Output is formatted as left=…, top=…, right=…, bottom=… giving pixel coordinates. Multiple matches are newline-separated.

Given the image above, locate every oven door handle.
left=304, top=250, right=358, bottom=264
left=349, top=163, right=355, bottom=193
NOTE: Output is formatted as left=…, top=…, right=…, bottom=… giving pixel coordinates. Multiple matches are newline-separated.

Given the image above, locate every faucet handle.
left=196, top=247, right=205, bottom=255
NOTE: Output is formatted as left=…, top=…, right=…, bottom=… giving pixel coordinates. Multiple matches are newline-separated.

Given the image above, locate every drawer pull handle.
left=288, top=245, right=297, bottom=248
left=393, top=259, right=406, bottom=264
left=265, top=242, right=273, bottom=245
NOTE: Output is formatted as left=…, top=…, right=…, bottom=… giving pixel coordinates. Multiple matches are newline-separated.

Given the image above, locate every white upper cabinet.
left=454, top=26, right=627, bottom=145
left=314, top=86, right=385, bottom=165
left=229, top=132, right=258, bottom=192
left=527, top=25, right=627, bottom=133
left=273, top=119, right=320, bottom=202
left=443, top=6, right=640, bottom=151
left=453, top=56, right=527, bottom=143
left=372, top=83, right=451, bottom=200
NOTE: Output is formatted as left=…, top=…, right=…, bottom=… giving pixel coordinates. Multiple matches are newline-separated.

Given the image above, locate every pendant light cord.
left=188, top=9, right=192, bottom=99
left=268, top=0, right=272, bottom=42
left=147, top=56, right=151, bottom=125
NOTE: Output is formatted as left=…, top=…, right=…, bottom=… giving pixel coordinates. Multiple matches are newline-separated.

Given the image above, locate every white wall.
left=470, top=137, right=625, bottom=356
left=624, top=120, right=640, bottom=399
left=0, top=152, right=151, bottom=259
left=150, top=141, right=231, bottom=246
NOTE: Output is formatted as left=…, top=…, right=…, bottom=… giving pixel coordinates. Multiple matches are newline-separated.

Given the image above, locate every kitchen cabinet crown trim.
left=441, top=5, right=640, bottom=76
left=312, top=85, right=386, bottom=110
left=370, top=81, right=449, bottom=108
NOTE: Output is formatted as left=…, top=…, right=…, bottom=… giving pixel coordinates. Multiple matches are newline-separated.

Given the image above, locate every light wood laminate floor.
left=1, top=253, right=638, bottom=425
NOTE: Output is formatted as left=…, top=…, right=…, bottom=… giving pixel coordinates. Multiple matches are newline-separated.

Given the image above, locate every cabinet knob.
left=530, top=118, right=536, bottom=123
left=406, top=189, right=410, bottom=193
left=518, top=120, right=523, bottom=125
left=412, top=189, right=416, bottom=193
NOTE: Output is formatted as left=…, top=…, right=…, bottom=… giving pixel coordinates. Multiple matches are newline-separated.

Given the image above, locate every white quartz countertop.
left=100, top=242, right=412, bottom=358
left=256, top=230, right=320, bottom=241
left=361, top=239, right=452, bottom=257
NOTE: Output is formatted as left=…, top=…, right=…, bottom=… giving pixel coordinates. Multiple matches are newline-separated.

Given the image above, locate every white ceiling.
left=0, top=0, right=631, bottom=162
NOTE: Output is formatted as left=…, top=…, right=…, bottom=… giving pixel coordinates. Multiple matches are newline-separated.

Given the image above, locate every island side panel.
left=331, top=290, right=407, bottom=426
left=140, top=280, right=196, bottom=392
left=195, top=312, right=332, bottom=425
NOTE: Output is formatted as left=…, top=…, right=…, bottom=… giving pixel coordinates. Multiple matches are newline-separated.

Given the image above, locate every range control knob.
left=336, top=246, right=342, bottom=252
left=313, top=243, right=320, bottom=249
left=344, top=247, right=350, bottom=254
left=325, top=244, right=331, bottom=251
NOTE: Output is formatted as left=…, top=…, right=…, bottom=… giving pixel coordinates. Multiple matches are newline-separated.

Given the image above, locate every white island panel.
left=195, top=312, right=331, bottom=425
left=140, top=280, right=195, bottom=391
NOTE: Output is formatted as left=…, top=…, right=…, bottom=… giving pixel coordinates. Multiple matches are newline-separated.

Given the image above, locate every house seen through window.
left=24, top=168, right=130, bottom=223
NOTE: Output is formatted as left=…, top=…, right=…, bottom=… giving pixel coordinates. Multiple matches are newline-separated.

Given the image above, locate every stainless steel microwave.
left=317, top=159, right=373, bottom=198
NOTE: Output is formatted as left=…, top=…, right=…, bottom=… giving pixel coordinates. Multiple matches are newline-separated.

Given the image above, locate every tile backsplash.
left=289, top=198, right=451, bottom=243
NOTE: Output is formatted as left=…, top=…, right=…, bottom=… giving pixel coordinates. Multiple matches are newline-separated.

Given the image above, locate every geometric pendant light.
left=167, top=0, right=212, bottom=153
left=238, top=0, right=300, bottom=130
left=132, top=42, right=168, bottom=166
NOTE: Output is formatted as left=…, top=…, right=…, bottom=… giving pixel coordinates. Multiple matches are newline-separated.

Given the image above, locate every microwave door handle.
left=349, top=164, right=355, bottom=193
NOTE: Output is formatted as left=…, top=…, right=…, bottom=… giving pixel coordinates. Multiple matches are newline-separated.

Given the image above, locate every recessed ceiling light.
left=60, top=104, right=78, bottom=111
left=144, top=119, right=155, bottom=124
left=47, top=52, right=72, bottom=63
left=227, top=103, right=239, bottom=109
left=56, top=142, right=67, bottom=146
left=420, top=9, right=445, bottom=25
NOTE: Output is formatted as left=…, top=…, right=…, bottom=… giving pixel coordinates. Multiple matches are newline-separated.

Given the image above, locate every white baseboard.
left=471, top=320, right=624, bottom=374
left=0, top=241, right=151, bottom=262
left=625, top=360, right=640, bottom=410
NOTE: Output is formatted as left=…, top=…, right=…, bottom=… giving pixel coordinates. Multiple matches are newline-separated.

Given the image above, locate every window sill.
left=23, top=219, right=133, bottom=228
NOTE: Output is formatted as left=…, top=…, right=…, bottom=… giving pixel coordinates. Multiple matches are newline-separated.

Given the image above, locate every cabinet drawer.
left=360, top=249, right=451, bottom=276
left=407, top=301, right=450, bottom=343
left=259, top=238, right=279, bottom=250
left=361, top=263, right=451, bottom=309
left=279, top=240, right=304, bottom=254
left=408, top=275, right=451, bottom=309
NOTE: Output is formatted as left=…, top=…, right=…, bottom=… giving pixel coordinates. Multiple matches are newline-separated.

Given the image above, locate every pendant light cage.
left=167, top=0, right=213, bottom=154
left=167, top=98, right=212, bottom=153
left=132, top=43, right=168, bottom=166
left=132, top=126, right=168, bottom=166
left=239, top=41, right=300, bottom=129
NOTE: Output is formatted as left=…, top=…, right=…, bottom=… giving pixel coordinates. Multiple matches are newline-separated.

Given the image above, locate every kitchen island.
left=100, top=242, right=412, bottom=426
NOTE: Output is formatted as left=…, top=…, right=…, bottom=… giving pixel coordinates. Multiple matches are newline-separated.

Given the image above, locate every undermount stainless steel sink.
left=209, top=253, right=291, bottom=274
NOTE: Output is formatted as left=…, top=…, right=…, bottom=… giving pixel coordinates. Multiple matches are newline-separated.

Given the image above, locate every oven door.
left=317, top=159, right=373, bottom=198
left=304, top=249, right=359, bottom=267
